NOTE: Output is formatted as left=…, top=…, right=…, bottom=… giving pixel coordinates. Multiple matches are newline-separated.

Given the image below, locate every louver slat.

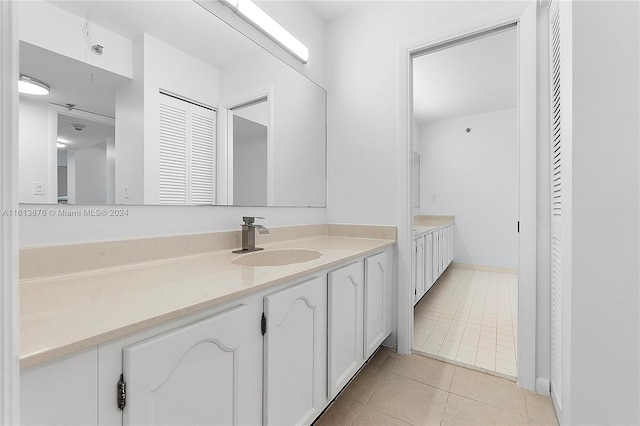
left=158, top=93, right=216, bottom=205
left=159, top=103, right=187, bottom=205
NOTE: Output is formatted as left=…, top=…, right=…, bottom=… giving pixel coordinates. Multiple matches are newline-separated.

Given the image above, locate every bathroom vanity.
left=412, top=217, right=454, bottom=305
left=20, top=227, right=395, bottom=425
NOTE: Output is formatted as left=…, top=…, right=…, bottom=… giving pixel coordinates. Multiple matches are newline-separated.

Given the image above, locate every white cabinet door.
left=448, top=227, right=452, bottom=266
left=433, top=230, right=442, bottom=280
left=21, top=348, right=98, bottom=426
left=424, top=233, right=433, bottom=292
left=264, top=276, right=327, bottom=426
left=364, top=251, right=389, bottom=359
left=123, top=304, right=261, bottom=426
left=414, top=237, right=425, bottom=305
left=328, top=261, right=364, bottom=398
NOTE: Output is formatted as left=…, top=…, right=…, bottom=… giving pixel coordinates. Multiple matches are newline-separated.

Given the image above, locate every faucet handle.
left=242, top=216, right=265, bottom=225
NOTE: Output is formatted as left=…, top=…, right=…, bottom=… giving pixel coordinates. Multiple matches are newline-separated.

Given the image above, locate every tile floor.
left=413, top=267, right=518, bottom=379
left=315, top=349, right=558, bottom=426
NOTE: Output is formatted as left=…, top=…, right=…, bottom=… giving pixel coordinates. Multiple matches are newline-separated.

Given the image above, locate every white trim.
left=450, top=262, right=518, bottom=275
left=516, top=2, right=538, bottom=392
left=395, top=41, right=412, bottom=355
left=0, top=1, right=20, bottom=424
left=536, top=377, right=551, bottom=395
left=397, top=2, right=538, bottom=391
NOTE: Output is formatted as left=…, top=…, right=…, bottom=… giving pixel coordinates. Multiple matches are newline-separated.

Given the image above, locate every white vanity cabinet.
left=413, top=236, right=425, bottom=305
left=424, top=233, right=434, bottom=294
left=263, top=276, right=327, bottom=426
left=21, top=348, right=99, bottom=426
left=364, top=251, right=391, bottom=359
left=21, top=246, right=394, bottom=426
left=328, top=250, right=392, bottom=398
left=328, top=261, right=364, bottom=398
left=413, top=224, right=454, bottom=305
left=122, top=304, right=262, bottom=426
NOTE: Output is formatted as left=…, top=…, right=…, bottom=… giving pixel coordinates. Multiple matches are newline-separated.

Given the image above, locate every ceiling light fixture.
left=57, top=138, right=68, bottom=149
left=56, top=142, right=66, bottom=149
left=18, top=75, right=50, bottom=96
left=219, top=0, right=309, bottom=64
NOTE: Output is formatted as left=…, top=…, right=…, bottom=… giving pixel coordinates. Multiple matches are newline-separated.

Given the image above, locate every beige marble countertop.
left=20, top=235, right=394, bottom=369
left=412, top=221, right=454, bottom=238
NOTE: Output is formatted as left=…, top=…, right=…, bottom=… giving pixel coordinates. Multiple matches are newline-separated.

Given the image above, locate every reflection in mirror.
left=57, top=110, right=116, bottom=204
left=412, top=151, right=420, bottom=209
left=231, top=98, right=269, bottom=206
left=18, top=0, right=326, bottom=207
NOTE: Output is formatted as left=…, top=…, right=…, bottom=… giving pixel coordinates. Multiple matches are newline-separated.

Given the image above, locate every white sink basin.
left=232, top=249, right=322, bottom=267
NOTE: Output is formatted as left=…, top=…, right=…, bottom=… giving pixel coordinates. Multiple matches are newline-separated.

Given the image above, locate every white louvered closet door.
left=158, top=93, right=216, bottom=205
left=159, top=98, right=188, bottom=205
left=549, top=0, right=565, bottom=414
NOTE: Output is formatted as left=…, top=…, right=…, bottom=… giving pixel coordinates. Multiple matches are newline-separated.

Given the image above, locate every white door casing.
left=398, top=2, right=539, bottom=391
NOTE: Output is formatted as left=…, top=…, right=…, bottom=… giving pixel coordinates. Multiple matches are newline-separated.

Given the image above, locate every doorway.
left=53, top=107, right=115, bottom=204
left=410, top=26, right=519, bottom=379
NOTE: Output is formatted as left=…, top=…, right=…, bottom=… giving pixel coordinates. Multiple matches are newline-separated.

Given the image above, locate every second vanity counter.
left=21, top=234, right=395, bottom=368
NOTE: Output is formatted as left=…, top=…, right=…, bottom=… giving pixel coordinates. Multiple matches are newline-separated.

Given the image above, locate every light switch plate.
left=33, top=182, right=45, bottom=195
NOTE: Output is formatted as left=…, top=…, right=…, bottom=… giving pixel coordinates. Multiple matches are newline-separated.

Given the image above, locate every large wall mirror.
left=18, top=0, right=326, bottom=207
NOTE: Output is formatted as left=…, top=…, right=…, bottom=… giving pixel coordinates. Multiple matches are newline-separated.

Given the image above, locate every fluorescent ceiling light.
left=18, top=75, right=50, bottom=96
left=220, top=0, right=309, bottom=64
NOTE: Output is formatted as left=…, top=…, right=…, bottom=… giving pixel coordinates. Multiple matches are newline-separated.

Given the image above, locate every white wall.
left=567, top=1, right=639, bottom=424
left=74, top=142, right=107, bottom=205
left=18, top=97, right=53, bottom=203
left=326, top=1, right=527, bottom=226
left=115, top=37, right=144, bottom=205
left=417, top=109, right=518, bottom=268
left=141, top=34, right=220, bottom=205
left=219, top=50, right=326, bottom=207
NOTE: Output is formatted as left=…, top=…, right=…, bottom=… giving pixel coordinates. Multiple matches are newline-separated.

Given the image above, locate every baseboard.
left=535, top=378, right=551, bottom=395
left=451, top=262, right=518, bottom=274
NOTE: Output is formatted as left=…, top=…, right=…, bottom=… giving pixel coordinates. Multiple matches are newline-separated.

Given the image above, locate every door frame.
left=50, top=105, right=115, bottom=204
left=220, top=87, right=274, bottom=206
left=0, top=1, right=19, bottom=424
left=396, top=2, right=538, bottom=391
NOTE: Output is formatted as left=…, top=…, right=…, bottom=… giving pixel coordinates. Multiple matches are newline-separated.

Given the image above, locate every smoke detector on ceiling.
left=70, top=123, right=86, bottom=131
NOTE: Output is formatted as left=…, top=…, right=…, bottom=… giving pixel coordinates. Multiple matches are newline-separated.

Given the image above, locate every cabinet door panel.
left=328, top=262, right=363, bottom=398
left=425, top=233, right=433, bottom=292
left=264, top=276, right=326, bottom=426
left=364, top=252, right=389, bottom=358
left=414, top=237, right=425, bottom=304
left=123, top=304, right=257, bottom=426
left=21, top=348, right=98, bottom=426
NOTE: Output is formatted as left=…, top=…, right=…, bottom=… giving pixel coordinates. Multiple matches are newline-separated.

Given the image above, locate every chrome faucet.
left=232, top=216, right=270, bottom=253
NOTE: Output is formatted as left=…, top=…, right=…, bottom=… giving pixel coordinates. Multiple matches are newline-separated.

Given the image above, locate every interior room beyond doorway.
left=411, top=26, right=518, bottom=378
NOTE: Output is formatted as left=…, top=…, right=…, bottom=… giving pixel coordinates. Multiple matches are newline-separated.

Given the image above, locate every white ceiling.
left=57, top=112, right=115, bottom=150
left=20, top=41, right=128, bottom=117
left=20, top=1, right=265, bottom=117
left=305, top=1, right=364, bottom=22
left=49, top=1, right=262, bottom=70
left=413, top=27, right=517, bottom=124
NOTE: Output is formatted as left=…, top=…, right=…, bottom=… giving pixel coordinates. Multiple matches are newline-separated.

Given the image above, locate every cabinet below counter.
left=412, top=221, right=454, bottom=305
left=20, top=235, right=395, bottom=426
